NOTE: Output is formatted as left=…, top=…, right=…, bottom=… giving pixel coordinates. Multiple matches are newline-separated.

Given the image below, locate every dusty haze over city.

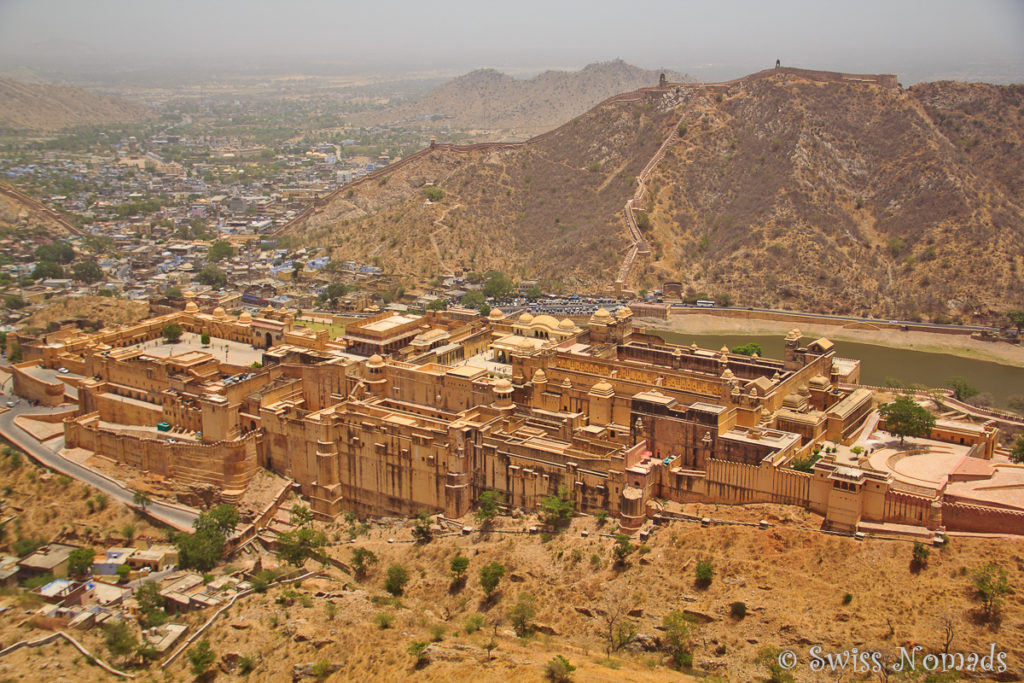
left=0, top=0, right=1022, bottom=84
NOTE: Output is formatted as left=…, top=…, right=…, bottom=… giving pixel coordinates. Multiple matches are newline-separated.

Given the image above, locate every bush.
left=695, top=560, right=713, bottom=587
left=374, top=611, right=394, bottom=629
left=464, top=613, right=484, bottom=633
left=479, top=561, right=505, bottom=598
left=842, top=593, right=853, bottom=605
left=424, top=186, right=444, bottom=202
left=187, top=639, right=215, bottom=677
left=385, top=564, right=409, bottom=596
left=730, top=601, right=746, bottom=619
left=911, top=541, right=930, bottom=569
left=544, top=655, right=576, bottom=681
left=508, top=592, right=536, bottom=636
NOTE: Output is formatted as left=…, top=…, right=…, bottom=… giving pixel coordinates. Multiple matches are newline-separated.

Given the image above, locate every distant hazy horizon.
left=1, top=0, right=1021, bottom=86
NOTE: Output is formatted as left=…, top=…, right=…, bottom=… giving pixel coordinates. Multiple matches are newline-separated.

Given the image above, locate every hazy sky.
left=0, top=0, right=1021, bottom=83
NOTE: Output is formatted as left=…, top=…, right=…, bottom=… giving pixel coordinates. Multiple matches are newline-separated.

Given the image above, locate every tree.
left=67, top=547, right=95, bottom=576
left=115, top=564, right=131, bottom=583
left=318, top=282, right=352, bottom=308
left=197, top=264, right=226, bottom=289
left=32, top=261, right=64, bottom=280
left=35, top=242, right=75, bottom=264
left=290, top=504, right=313, bottom=527
left=277, top=526, right=328, bottom=566
left=407, top=640, right=429, bottom=668
left=450, top=553, right=469, bottom=584
left=479, top=303, right=491, bottom=317
left=427, top=298, right=447, bottom=311
left=508, top=592, right=536, bottom=636
left=176, top=505, right=238, bottom=572
left=8, top=342, right=21, bottom=363
left=350, top=547, right=378, bottom=579
left=482, top=271, right=515, bottom=299
left=695, top=559, right=714, bottom=587
left=544, top=655, right=576, bottom=682
left=475, top=490, right=504, bottom=526
left=539, top=485, right=574, bottom=529
left=611, top=533, right=636, bottom=567
left=104, top=620, right=137, bottom=665
left=208, top=240, right=234, bottom=262
left=911, top=541, right=930, bottom=571
left=133, top=490, right=151, bottom=510
left=731, top=342, right=762, bottom=356
left=3, top=295, right=26, bottom=310
left=972, top=563, right=1011, bottom=620
left=165, top=286, right=182, bottom=299
left=72, top=261, right=103, bottom=283
left=598, top=586, right=637, bottom=657
left=200, top=332, right=210, bottom=345
left=385, top=563, right=409, bottom=596
left=479, top=561, right=505, bottom=599
left=662, top=610, right=695, bottom=669
left=879, top=395, right=935, bottom=445
left=461, top=290, right=486, bottom=309
left=635, top=212, right=651, bottom=232
left=411, top=511, right=433, bottom=543
left=187, top=639, right=216, bottom=677
left=1011, top=435, right=1024, bottom=464
left=162, top=322, right=183, bottom=343
left=525, top=285, right=543, bottom=300
left=424, top=186, right=444, bottom=202
left=1007, top=309, right=1024, bottom=336
left=945, top=376, right=979, bottom=402
left=135, top=580, right=167, bottom=627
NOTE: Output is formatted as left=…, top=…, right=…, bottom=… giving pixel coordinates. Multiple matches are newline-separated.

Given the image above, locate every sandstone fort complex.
left=7, top=293, right=1022, bottom=537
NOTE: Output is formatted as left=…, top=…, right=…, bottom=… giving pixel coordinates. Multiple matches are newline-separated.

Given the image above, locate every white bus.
left=695, top=300, right=715, bottom=308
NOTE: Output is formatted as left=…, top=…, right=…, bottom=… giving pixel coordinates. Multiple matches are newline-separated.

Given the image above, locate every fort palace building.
left=8, top=294, right=1022, bottom=536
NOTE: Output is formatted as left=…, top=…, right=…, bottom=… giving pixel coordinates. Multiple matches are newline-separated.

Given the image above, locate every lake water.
left=651, top=331, right=1024, bottom=409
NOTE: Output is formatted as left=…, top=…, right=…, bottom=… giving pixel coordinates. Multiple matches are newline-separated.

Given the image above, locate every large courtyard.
left=128, top=332, right=265, bottom=367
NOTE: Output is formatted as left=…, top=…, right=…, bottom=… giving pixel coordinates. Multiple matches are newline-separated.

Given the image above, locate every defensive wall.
left=9, top=361, right=66, bottom=407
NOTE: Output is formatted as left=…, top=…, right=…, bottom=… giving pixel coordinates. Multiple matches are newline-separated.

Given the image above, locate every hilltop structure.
left=7, top=299, right=1020, bottom=536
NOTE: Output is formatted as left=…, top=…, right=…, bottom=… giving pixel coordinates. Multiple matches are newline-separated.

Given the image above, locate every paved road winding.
left=0, top=396, right=197, bottom=531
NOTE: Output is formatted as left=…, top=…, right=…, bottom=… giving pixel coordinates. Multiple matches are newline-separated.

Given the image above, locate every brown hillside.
left=297, top=88, right=681, bottom=286
left=361, top=59, right=693, bottom=139
left=0, top=78, right=152, bottom=132
left=293, top=70, right=1024, bottom=318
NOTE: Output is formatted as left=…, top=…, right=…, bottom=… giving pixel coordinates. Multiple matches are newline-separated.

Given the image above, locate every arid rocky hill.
left=362, top=59, right=693, bottom=138
left=293, top=69, right=1024, bottom=319
left=0, top=77, right=152, bottom=131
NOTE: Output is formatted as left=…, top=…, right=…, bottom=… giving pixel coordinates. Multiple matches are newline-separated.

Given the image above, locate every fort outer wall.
left=9, top=361, right=66, bottom=407
left=64, top=414, right=259, bottom=501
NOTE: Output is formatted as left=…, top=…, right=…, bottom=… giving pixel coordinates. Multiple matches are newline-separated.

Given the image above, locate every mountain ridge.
left=291, top=68, right=1024, bottom=320
left=0, top=77, right=152, bottom=132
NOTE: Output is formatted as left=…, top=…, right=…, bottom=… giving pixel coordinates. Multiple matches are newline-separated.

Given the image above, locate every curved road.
left=0, top=397, right=197, bottom=531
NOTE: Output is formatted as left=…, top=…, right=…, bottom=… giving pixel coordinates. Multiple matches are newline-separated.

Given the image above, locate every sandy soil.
left=641, top=313, right=1024, bottom=367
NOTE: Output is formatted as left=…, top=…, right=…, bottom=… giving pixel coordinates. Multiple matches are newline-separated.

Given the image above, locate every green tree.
left=544, top=655, right=576, bottom=682
left=635, top=212, right=651, bottom=232
left=176, top=505, right=238, bottom=572
left=35, top=242, right=75, bottom=264
left=611, top=533, right=636, bottom=567
left=277, top=526, right=328, bottom=566
left=879, top=395, right=936, bottom=445
left=318, top=282, right=352, bottom=308
left=972, top=563, right=1011, bottom=620
left=187, top=639, right=216, bottom=677
left=475, top=490, right=504, bottom=526
left=450, top=553, right=469, bottom=582
left=461, top=290, right=486, bottom=309
left=945, top=376, right=979, bottom=402
left=508, top=592, right=536, bottom=636
left=412, top=511, right=433, bottom=543
left=662, top=611, right=695, bottom=669
left=695, top=559, right=714, bottom=587
left=539, top=485, right=574, bottom=529
left=482, top=271, right=515, bottom=299
left=197, top=264, right=227, bottom=289
left=165, top=286, right=182, bottom=299
left=8, top=341, right=22, bottom=363
left=208, top=240, right=234, bottom=262
left=290, top=504, right=314, bottom=527
left=1007, top=309, right=1024, bottom=336
left=525, top=285, right=543, bottom=300
left=67, top=547, right=95, bottom=576
left=103, top=620, right=138, bottom=665
left=427, top=298, right=447, bottom=311
left=32, top=261, right=64, bottom=280
left=1011, top=435, right=1024, bottom=464
left=479, top=561, right=505, bottom=598
left=4, top=294, right=27, bottom=310
left=911, top=541, right=930, bottom=570
left=731, top=342, right=762, bottom=356
left=385, top=563, right=409, bottom=596
left=135, top=580, right=167, bottom=627
left=479, top=303, right=491, bottom=317
left=351, top=547, right=378, bottom=578
left=72, top=261, right=103, bottom=283
left=424, top=186, right=444, bottom=202
left=162, top=322, right=183, bottom=343
left=115, top=564, right=131, bottom=583
left=407, top=640, right=429, bottom=667
left=200, top=332, right=210, bottom=345
left=132, top=490, right=151, bottom=510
